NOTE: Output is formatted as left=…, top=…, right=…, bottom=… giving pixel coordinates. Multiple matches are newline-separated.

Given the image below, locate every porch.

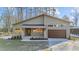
left=24, top=28, right=44, bottom=37
left=21, top=24, right=48, bottom=40
left=21, top=28, right=48, bottom=40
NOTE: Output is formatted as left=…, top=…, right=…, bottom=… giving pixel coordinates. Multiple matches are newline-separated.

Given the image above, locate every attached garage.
left=48, top=30, right=66, bottom=38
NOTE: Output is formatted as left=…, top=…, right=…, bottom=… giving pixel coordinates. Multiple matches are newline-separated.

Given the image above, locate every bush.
left=9, top=35, right=22, bottom=40
left=30, top=37, right=48, bottom=40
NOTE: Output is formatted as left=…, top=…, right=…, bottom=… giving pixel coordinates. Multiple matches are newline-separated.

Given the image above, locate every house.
left=13, top=14, right=71, bottom=40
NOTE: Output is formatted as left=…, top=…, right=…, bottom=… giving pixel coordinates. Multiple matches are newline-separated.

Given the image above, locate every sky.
left=0, top=8, right=5, bottom=28
left=57, top=7, right=73, bottom=17
left=0, top=7, right=79, bottom=28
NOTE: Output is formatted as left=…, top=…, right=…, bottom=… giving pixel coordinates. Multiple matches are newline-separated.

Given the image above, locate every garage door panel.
left=48, top=30, right=66, bottom=38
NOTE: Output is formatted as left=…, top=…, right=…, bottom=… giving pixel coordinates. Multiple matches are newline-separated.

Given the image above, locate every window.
left=25, top=28, right=31, bottom=36
left=15, top=28, right=20, bottom=30
left=48, top=25, right=53, bottom=27
left=33, top=28, right=43, bottom=33
left=54, top=24, right=56, bottom=27
left=56, top=24, right=59, bottom=27
left=61, top=24, right=64, bottom=27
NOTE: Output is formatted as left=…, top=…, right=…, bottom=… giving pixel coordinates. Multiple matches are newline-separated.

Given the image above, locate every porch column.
left=66, top=26, right=70, bottom=39
left=44, top=26, right=48, bottom=38
left=21, top=28, right=25, bottom=39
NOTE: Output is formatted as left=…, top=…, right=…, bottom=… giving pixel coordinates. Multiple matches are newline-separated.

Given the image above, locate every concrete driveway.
left=48, top=38, right=68, bottom=47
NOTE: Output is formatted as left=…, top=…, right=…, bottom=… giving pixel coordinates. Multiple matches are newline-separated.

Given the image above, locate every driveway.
left=47, top=39, right=79, bottom=51
left=48, top=38, right=68, bottom=47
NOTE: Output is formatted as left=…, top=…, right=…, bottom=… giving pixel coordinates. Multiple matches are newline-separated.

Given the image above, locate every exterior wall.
left=44, top=15, right=70, bottom=38
left=44, top=15, right=69, bottom=26
left=21, top=16, right=44, bottom=25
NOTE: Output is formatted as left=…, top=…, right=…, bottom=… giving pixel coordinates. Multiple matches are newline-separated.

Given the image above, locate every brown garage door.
left=48, top=30, right=66, bottom=38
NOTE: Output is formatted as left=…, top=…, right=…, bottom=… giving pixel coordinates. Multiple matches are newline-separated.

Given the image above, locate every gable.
left=22, top=16, right=44, bottom=25
left=44, top=15, right=70, bottom=26
left=14, top=15, right=44, bottom=26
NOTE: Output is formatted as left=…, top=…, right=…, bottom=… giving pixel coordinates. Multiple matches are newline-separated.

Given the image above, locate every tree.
left=71, top=8, right=79, bottom=26
left=16, top=7, right=24, bottom=22
left=63, top=15, right=69, bottom=20
left=1, top=7, right=15, bottom=32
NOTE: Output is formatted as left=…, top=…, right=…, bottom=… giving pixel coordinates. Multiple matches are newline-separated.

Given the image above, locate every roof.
left=13, top=13, right=72, bottom=25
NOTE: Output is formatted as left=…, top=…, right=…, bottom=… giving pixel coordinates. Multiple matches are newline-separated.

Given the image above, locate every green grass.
left=0, top=39, right=48, bottom=51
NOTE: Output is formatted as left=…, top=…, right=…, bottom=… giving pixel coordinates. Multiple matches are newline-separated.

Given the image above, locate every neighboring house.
left=70, top=27, right=79, bottom=34
left=13, top=14, right=71, bottom=40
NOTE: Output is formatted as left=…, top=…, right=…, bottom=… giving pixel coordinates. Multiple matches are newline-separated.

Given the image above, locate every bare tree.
left=1, top=8, right=15, bottom=32
left=63, top=15, right=69, bottom=20
left=16, top=7, right=24, bottom=22
left=71, top=8, right=79, bottom=26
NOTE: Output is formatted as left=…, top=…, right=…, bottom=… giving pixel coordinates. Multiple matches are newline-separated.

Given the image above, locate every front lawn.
left=0, top=39, right=48, bottom=51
